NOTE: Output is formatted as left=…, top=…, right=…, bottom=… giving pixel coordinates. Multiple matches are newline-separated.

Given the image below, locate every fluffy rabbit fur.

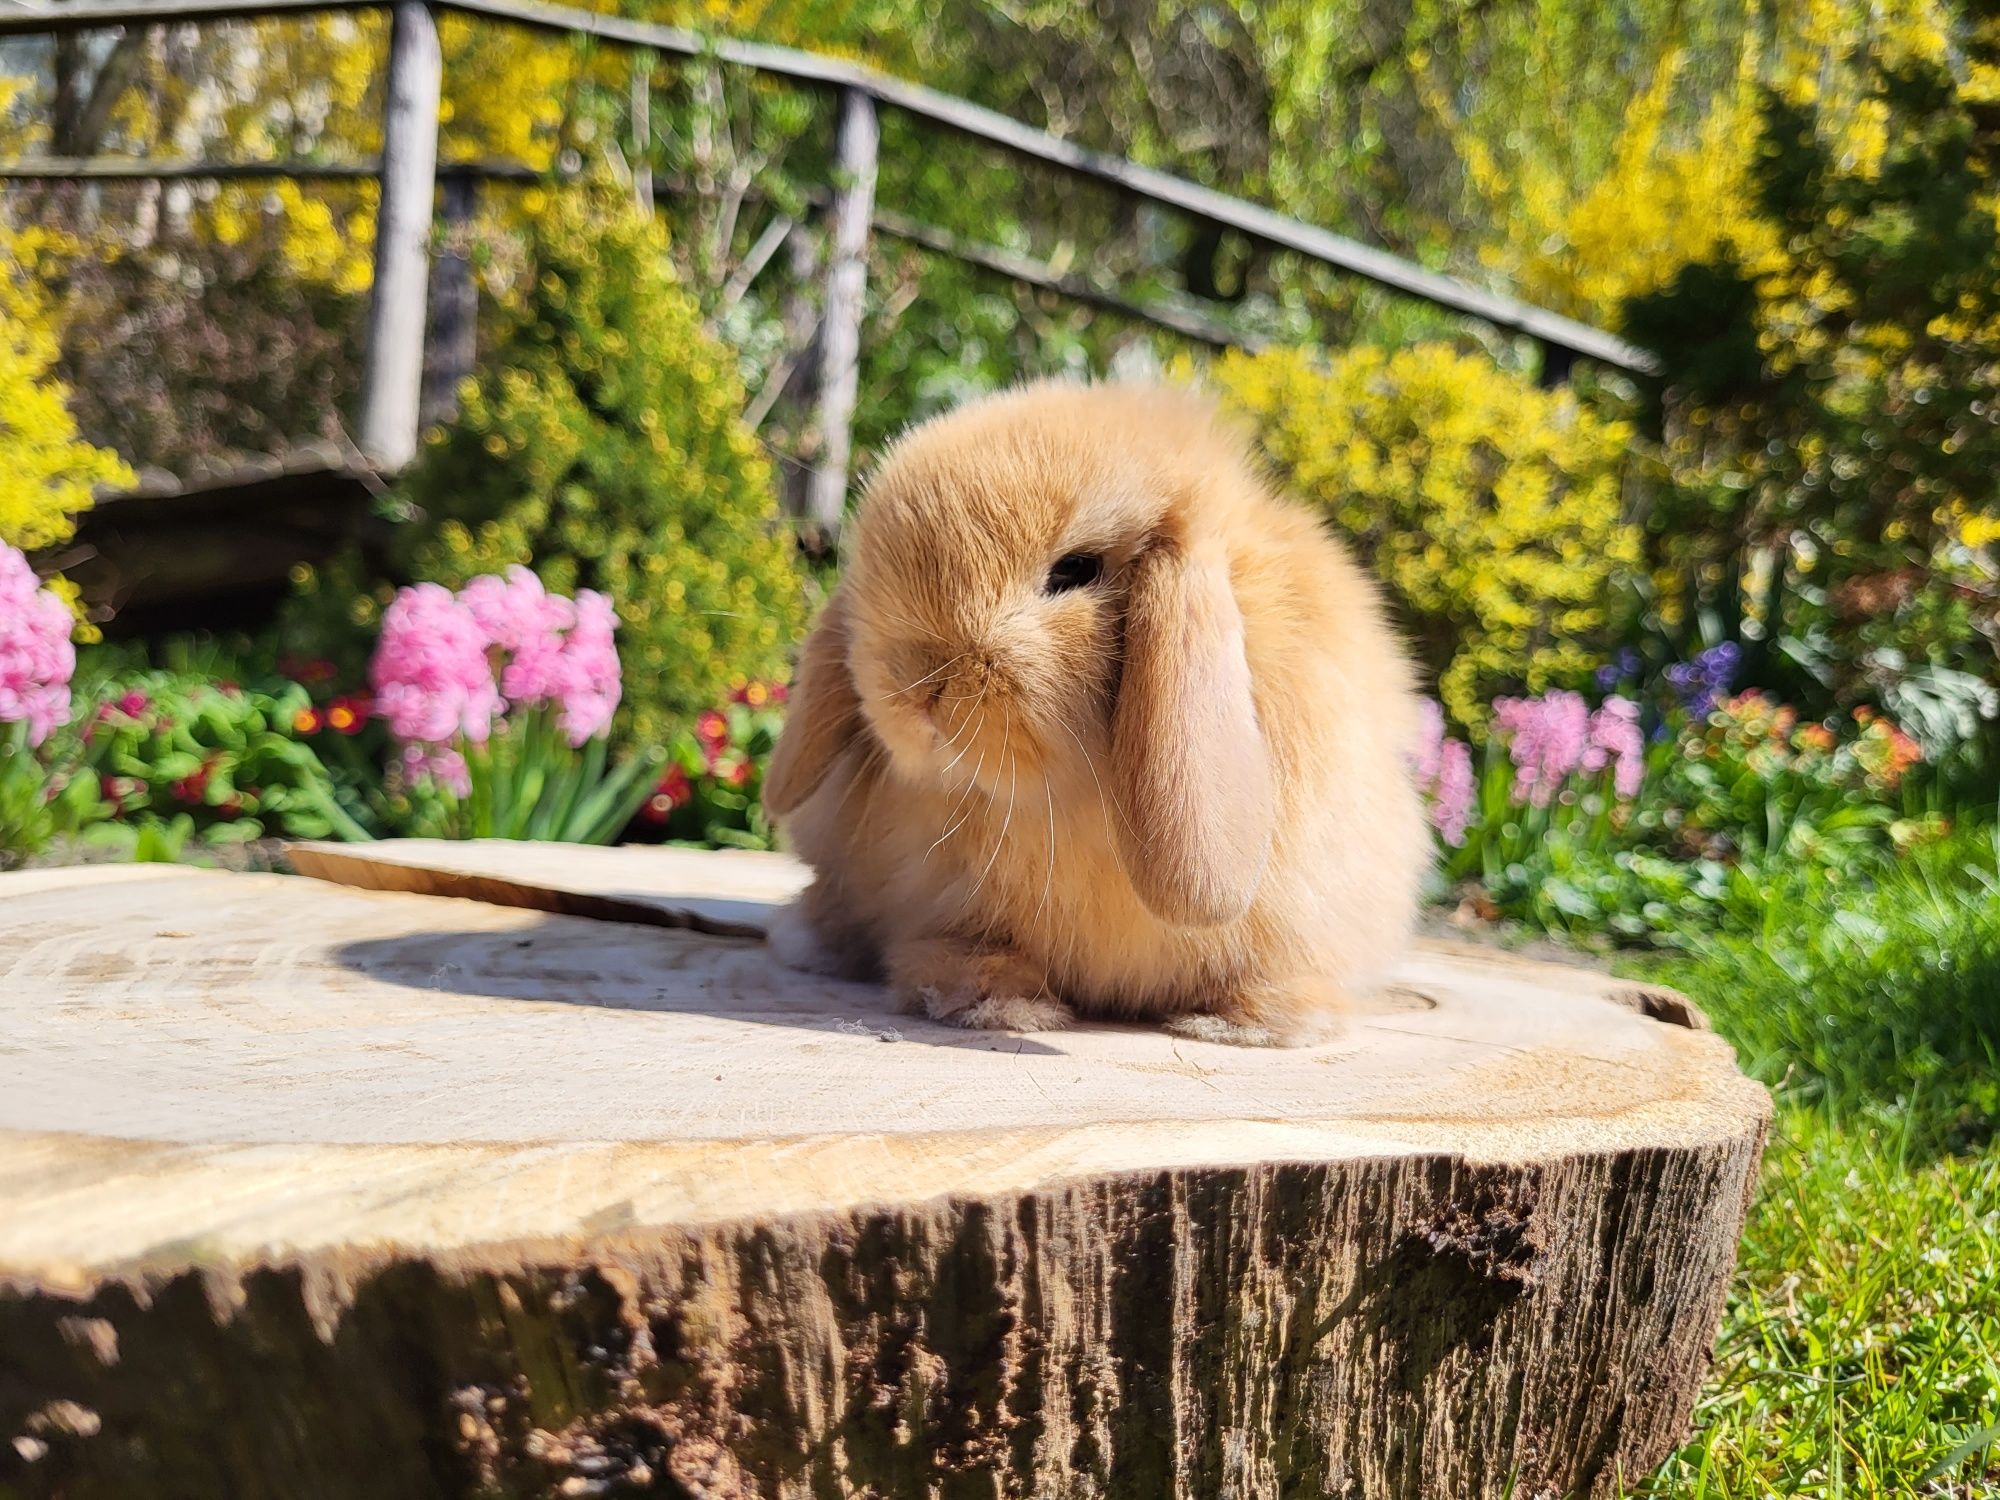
left=763, top=380, right=1428, bottom=1044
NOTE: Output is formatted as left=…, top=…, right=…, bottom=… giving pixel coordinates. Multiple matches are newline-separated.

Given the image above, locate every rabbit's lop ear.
left=1111, top=533, right=1276, bottom=927
left=764, top=589, right=863, bottom=817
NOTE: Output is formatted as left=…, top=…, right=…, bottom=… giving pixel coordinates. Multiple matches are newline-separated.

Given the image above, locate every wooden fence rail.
left=0, top=0, right=1659, bottom=531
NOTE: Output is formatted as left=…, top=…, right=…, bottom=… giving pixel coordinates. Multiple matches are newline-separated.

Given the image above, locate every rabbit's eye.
left=1045, top=552, right=1103, bottom=593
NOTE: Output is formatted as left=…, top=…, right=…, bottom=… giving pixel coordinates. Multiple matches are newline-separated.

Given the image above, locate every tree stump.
left=0, top=845, right=1768, bottom=1499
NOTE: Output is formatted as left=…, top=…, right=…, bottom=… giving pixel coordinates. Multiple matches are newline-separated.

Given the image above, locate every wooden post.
left=358, top=1, right=443, bottom=472
left=803, top=86, right=878, bottom=548
left=420, top=172, right=476, bottom=430
left=630, top=55, right=654, bottom=215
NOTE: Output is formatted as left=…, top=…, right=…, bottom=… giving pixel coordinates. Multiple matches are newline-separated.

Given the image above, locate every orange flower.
left=292, top=706, right=323, bottom=735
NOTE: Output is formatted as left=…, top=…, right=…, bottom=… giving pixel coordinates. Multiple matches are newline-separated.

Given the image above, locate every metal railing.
left=0, top=0, right=1659, bottom=538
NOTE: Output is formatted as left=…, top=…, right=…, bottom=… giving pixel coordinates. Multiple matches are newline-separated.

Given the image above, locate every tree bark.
left=0, top=852, right=1768, bottom=1499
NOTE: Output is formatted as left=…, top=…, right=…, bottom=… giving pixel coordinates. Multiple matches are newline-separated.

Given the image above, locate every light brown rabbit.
left=763, top=379, right=1428, bottom=1044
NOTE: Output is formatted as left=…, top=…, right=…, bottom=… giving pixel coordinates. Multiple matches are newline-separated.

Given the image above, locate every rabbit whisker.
left=1055, top=714, right=1131, bottom=843
left=869, top=601, right=953, bottom=648
left=1032, top=765, right=1057, bottom=931
left=926, top=721, right=990, bottom=863
left=891, top=653, right=969, bottom=699
left=963, top=720, right=1017, bottom=912
left=937, top=698, right=988, bottom=779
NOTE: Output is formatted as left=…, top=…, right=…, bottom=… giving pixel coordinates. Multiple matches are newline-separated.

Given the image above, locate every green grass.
left=1613, top=828, right=2000, bottom=1496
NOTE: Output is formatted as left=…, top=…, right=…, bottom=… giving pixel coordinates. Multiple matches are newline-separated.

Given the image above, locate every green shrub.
left=76, top=656, right=371, bottom=846
left=629, top=683, right=788, bottom=850
left=329, top=190, right=808, bottom=749
left=1637, top=826, right=2000, bottom=1154
left=1210, top=343, right=1638, bottom=726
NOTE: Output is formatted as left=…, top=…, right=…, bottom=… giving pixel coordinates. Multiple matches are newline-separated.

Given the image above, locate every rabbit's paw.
left=1168, top=976, right=1347, bottom=1047
left=890, top=939, right=1073, bottom=1033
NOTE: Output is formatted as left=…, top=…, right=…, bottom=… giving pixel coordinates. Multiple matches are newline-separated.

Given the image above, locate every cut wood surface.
left=0, top=846, right=1768, bottom=1499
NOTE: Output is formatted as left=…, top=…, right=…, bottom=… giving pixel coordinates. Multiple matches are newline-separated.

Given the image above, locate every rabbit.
left=762, top=379, right=1430, bottom=1045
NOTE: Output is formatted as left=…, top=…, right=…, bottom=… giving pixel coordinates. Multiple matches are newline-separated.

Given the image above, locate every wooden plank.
left=802, top=86, right=878, bottom=545
left=356, top=0, right=442, bottom=471
left=286, top=837, right=810, bottom=936
left=0, top=853, right=1764, bottom=1496
left=0, top=0, right=1657, bottom=375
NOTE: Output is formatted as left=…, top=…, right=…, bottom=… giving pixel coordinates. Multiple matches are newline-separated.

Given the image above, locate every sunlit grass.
left=1616, top=828, right=2000, bottom=1496
left=1629, top=1108, right=1999, bottom=1496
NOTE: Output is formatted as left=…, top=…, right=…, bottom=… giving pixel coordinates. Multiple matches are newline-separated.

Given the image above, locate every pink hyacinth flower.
left=1432, top=737, right=1475, bottom=846
left=401, top=742, right=472, bottom=797
left=461, top=566, right=578, bottom=707
left=551, top=589, right=622, bottom=746
left=370, top=582, right=505, bottom=748
left=1583, top=695, right=1645, bottom=799
left=0, top=542, right=76, bottom=747
left=1493, top=691, right=1591, bottom=807
left=1406, top=696, right=1475, bottom=846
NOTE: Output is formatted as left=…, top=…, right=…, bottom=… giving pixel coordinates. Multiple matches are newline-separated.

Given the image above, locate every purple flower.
left=1594, top=648, right=1643, bottom=693
left=0, top=543, right=76, bottom=747
left=1665, top=642, right=1742, bottom=720
left=1432, top=738, right=1474, bottom=845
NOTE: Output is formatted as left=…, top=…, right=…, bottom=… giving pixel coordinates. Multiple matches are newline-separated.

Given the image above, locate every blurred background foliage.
left=0, top=0, right=1995, bottom=770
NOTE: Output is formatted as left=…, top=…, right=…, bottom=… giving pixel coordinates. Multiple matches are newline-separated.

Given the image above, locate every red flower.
left=169, top=753, right=220, bottom=805
left=326, top=695, right=370, bottom=735
left=117, top=691, right=149, bottom=717
left=661, top=764, right=693, bottom=805
left=723, top=758, right=753, bottom=788
left=695, top=710, right=729, bottom=747
left=292, top=706, right=323, bottom=735
left=640, top=765, right=694, bottom=824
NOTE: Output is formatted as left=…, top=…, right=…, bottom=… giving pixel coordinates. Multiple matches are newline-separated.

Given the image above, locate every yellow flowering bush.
left=0, top=225, right=132, bottom=564
left=1435, top=0, right=1956, bottom=326
left=1212, top=344, right=1638, bottom=725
